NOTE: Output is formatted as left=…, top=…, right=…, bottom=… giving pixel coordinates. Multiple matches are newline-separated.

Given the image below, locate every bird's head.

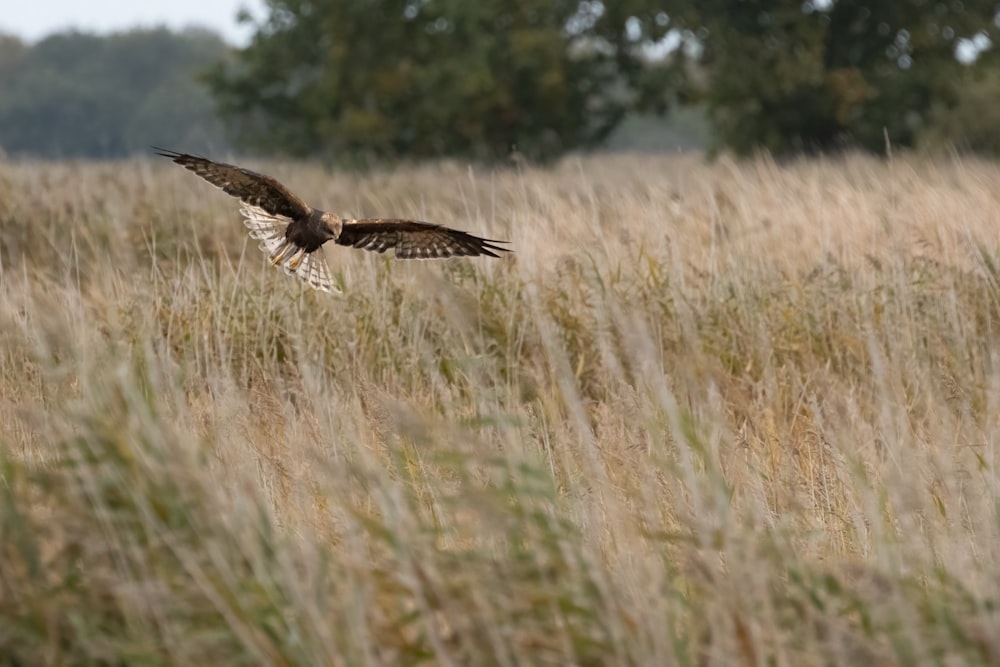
left=318, top=211, right=344, bottom=240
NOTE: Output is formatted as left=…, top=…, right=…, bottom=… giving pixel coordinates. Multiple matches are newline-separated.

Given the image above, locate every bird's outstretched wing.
left=154, top=148, right=311, bottom=220
left=336, top=219, right=510, bottom=259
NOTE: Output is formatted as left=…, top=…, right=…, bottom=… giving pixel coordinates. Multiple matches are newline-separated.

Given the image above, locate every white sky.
left=0, top=0, right=266, bottom=45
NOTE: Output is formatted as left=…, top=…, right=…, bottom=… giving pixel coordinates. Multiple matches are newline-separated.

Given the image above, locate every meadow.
left=1, top=151, right=1000, bottom=665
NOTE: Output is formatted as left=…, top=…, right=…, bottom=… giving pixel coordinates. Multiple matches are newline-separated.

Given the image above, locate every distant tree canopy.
left=206, top=0, right=684, bottom=162
left=681, top=0, right=1000, bottom=155
left=4, top=1, right=1000, bottom=161
left=0, top=28, right=231, bottom=158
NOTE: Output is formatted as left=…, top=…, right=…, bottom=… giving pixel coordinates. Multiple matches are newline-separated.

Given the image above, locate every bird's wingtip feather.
left=152, top=146, right=186, bottom=161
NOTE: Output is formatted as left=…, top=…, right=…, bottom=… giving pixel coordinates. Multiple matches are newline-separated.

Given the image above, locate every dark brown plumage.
left=155, top=148, right=510, bottom=292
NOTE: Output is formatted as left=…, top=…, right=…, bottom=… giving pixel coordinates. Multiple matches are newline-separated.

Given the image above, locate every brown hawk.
left=156, top=148, right=510, bottom=292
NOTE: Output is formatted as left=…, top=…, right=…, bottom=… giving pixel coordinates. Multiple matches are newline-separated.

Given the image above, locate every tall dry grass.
left=1, top=151, right=1000, bottom=665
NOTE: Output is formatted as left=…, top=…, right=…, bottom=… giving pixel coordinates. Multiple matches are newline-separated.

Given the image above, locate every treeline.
left=207, top=0, right=1000, bottom=161
left=2, top=1, right=1000, bottom=161
left=0, top=28, right=230, bottom=158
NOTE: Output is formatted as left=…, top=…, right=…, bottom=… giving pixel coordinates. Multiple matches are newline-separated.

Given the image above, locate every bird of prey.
left=155, top=148, right=509, bottom=292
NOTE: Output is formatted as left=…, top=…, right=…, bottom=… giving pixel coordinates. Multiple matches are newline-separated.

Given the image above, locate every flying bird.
left=155, top=148, right=509, bottom=292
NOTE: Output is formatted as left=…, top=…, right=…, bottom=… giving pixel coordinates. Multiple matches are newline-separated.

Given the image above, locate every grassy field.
left=1, top=151, right=1000, bottom=665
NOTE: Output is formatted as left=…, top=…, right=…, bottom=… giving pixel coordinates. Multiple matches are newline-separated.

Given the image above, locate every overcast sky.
left=1, top=1, right=266, bottom=45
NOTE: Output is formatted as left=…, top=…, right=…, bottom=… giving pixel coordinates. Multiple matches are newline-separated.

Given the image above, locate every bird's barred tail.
left=241, top=204, right=337, bottom=293
left=270, top=242, right=336, bottom=293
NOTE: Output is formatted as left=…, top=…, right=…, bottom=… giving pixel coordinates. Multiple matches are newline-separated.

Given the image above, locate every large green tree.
left=206, top=0, right=682, bottom=162
left=682, top=0, right=999, bottom=155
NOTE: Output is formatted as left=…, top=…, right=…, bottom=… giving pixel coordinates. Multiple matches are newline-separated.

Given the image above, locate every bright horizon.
left=0, top=1, right=266, bottom=45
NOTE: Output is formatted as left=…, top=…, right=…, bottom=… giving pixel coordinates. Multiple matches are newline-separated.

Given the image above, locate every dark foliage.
left=681, top=0, right=1000, bottom=155
left=205, top=0, right=685, bottom=163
